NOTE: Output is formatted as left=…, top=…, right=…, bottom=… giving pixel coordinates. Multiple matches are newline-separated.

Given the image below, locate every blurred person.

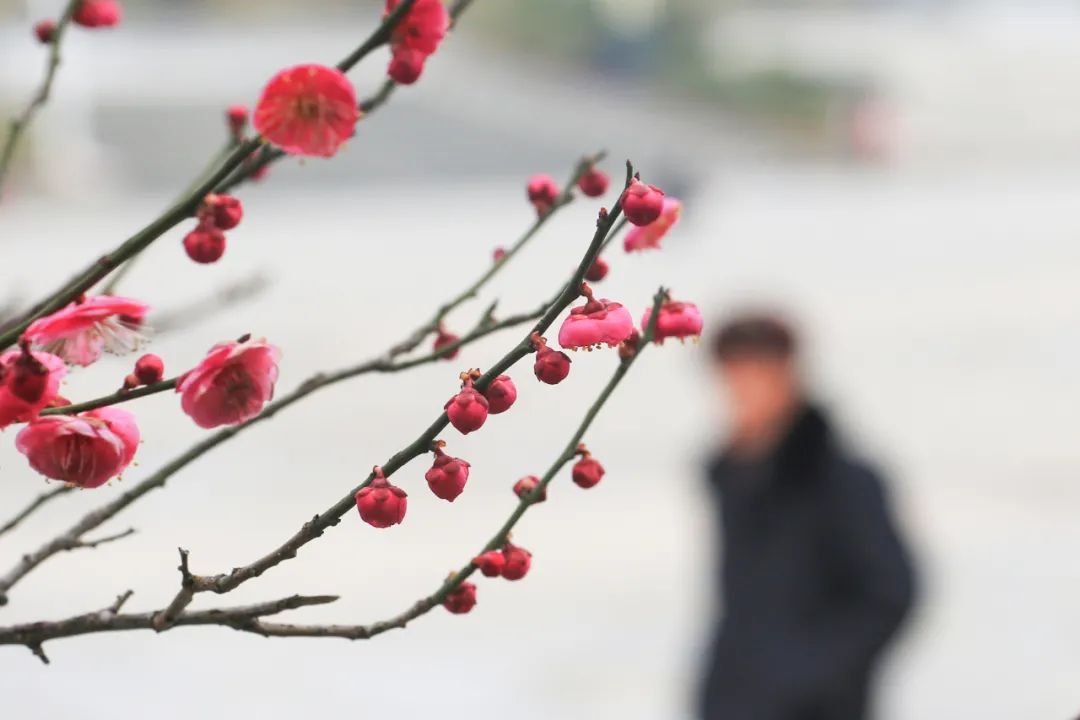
left=698, top=314, right=915, bottom=720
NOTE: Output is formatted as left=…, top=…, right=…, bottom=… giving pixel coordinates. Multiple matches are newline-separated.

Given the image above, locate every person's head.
left=710, top=313, right=801, bottom=452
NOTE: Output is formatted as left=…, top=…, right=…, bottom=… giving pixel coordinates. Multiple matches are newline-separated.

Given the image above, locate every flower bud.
left=226, top=104, right=248, bottom=137
left=443, top=581, right=478, bottom=614
left=526, top=174, right=560, bottom=214
left=473, top=550, right=506, bottom=577
left=183, top=225, right=226, bottom=264
left=500, top=543, right=532, bottom=581
left=33, top=19, right=56, bottom=44
left=483, top=374, right=516, bottom=414
left=73, top=0, right=122, bottom=28
left=584, top=256, right=609, bottom=282
left=531, top=335, right=571, bottom=385
left=572, top=452, right=605, bottom=489
left=620, top=178, right=665, bottom=226
left=355, top=468, right=408, bottom=528
left=203, top=194, right=243, bottom=230
left=577, top=166, right=609, bottom=197
left=8, top=346, right=49, bottom=404
left=513, top=475, right=546, bottom=503
left=445, top=373, right=489, bottom=434
left=642, top=299, right=703, bottom=343
left=133, top=353, right=164, bottom=385
left=425, top=444, right=470, bottom=502
left=433, top=327, right=460, bottom=361
left=388, top=47, right=426, bottom=85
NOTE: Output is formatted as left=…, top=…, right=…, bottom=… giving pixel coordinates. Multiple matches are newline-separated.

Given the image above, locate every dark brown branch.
left=0, top=486, right=72, bottom=539
left=0, top=592, right=339, bottom=662
left=0, top=0, right=82, bottom=201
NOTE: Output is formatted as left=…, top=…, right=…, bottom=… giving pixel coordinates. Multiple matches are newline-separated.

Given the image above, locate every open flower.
left=642, top=299, right=703, bottom=343
left=253, top=64, right=359, bottom=158
left=176, top=337, right=280, bottom=428
left=0, top=348, right=66, bottom=428
left=624, top=198, right=681, bottom=253
left=557, top=283, right=634, bottom=350
left=16, top=408, right=139, bottom=488
left=24, top=295, right=148, bottom=367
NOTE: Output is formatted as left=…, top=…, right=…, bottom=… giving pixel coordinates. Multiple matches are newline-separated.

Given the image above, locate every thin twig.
left=0, top=592, right=339, bottom=662
left=0, top=0, right=82, bottom=201
left=0, top=486, right=72, bottom=539
left=40, top=378, right=179, bottom=416
left=151, top=273, right=271, bottom=334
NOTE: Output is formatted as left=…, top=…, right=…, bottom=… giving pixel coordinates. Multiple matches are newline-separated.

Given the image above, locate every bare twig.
left=0, top=592, right=339, bottom=662
left=40, top=378, right=179, bottom=416
left=0, top=486, right=72, bottom=539
left=70, top=527, right=136, bottom=550
left=0, top=0, right=82, bottom=201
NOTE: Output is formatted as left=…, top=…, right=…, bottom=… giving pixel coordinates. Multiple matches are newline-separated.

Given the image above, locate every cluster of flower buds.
left=183, top=193, right=243, bottom=264
left=0, top=342, right=65, bottom=428
left=385, top=0, right=450, bottom=85
left=472, top=542, right=532, bottom=582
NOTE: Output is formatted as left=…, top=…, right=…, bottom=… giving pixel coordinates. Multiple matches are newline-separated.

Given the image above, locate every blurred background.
left=2, top=0, right=1080, bottom=717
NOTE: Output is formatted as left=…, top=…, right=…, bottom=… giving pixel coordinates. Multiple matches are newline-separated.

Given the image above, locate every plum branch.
left=0, top=0, right=82, bottom=202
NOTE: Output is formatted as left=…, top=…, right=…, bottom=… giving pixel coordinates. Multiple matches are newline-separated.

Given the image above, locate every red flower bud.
left=584, top=256, right=609, bottom=282
left=122, top=373, right=140, bottom=391
left=445, top=374, right=489, bottom=434
left=620, top=178, right=665, bottom=226
left=618, top=330, right=641, bottom=361
left=483, top=374, right=516, bottom=414
left=526, top=174, right=559, bottom=214
left=473, top=550, right=506, bottom=578
left=388, top=47, right=426, bottom=85
left=492, top=247, right=506, bottom=263
left=33, top=19, right=56, bottom=44
left=534, top=345, right=571, bottom=385
left=500, top=543, right=532, bottom=581
left=433, top=327, right=460, bottom=361
left=203, top=194, right=243, bottom=230
left=425, top=445, right=470, bottom=502
left=355, top=468, right=407, bottom=528
left=572, top=454, right=605, bottom=489
left=513, top=475, right=546, bottom=503
left=226, top=104, right=248, bottom=137
left=443, top=581, right=477, bottom=614
left=133, top=353, right=164, bottom=385
left=8, top=347, right=49, bottom=404
left=577, top=166, right=609, bottom=197
left=73, top=0, right=122, bottom=28
left=183, top=225, right=226, bottom=264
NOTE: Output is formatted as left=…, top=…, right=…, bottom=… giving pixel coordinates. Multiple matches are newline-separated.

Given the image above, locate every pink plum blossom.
left=24, top=296, right=148, bottom=367
left=16, top=407, right=140, bottom=488
left=176, top=338, right=280, bottom=429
